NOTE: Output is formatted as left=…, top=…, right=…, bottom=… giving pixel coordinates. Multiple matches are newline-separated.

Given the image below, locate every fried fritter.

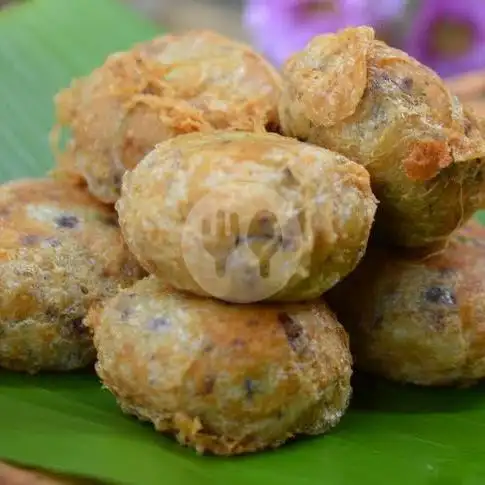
left=86, top=276, right=352, bottom=455
left=326, top=219, right=485, bottom=386
left=279, top=26, right=485, bottom=248
left=116, top=131, right=377, bottom=303
left=51, top=30, right=282, bottom=203
left=0, top=178, right=145, bottom=373
left=0, top=242, right=113, bottom=373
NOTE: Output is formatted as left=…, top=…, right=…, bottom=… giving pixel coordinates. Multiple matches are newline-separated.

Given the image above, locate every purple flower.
left=403, top=0, right=485, bottom=78
left=243, top=0, right=405, bottom=66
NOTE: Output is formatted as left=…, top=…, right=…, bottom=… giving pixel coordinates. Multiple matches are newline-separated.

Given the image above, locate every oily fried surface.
left=326, top=220, right=485, bottom=386
left=116, top=131, right=377, bottom=302
left=0, top=242, right=110, bottom=372
left=0, top=178, right=143, bottom=283
left=0, top=178, right=145, bottom=373
left=86, top=276, right=352, bottom=455
left=279, top=26, right=485, bottom=248
left=52, top=30, right=282, bottom=203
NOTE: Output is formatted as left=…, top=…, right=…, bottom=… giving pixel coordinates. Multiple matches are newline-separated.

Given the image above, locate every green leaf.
left=0, top=0, right=160, bottom=183
left=1, top=1, right=485, bottom=485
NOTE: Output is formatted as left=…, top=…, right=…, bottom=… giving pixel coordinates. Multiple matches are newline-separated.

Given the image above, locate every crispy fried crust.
left=51, top=30, right=283, bottom=203
left=326, top=220, right=485, bottom=386
left=116, top=131, right=377, bottom=302
left=279, top=26, right=485, bottom=248
left=86, top=276, right=352, bottom=455
left=0, top=178, right=145, bottom=373
left=0, top=178, right=143, bottom=282
left=0, top=242, right=107, bottom=373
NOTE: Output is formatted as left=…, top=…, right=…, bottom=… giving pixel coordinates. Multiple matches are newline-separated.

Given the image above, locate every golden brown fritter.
left=326, top=219, right=485, bottom=387
left=51, top=30, right=282, bottom=203
left=0, top=242, right=113, bottom=373
left=279, top=26, right=485, bottom=248
left=0, top=178, right=145, bottom=373
left=116, top=131, right=377, bottom=303
left=86, top=276, right=352, bottom=455
left=0, top=178, right=142, bottom=282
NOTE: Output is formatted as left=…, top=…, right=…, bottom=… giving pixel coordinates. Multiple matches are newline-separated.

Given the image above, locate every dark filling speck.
left=247, top=318, right=259, bottom=327
left=283, top=167, right=298, bottom=185
left=71, top=317, right=88, bottom=334
left=21, top=234, right=41, bottom=246
left=424, top=286, right=457, bottom=306
left=80, top=285, right=89, bottom=295
left=401, top=77, right=414, bottom=92
left=113, top=173, right=123, bottom=188
left=46, top=237, right=61, bottom=247
left=277, top=312, right=303, bottom=351
left=244, top=378, right=256, bottom=399
left=202, top=376, right=215, bottom=395
left=121, top=307, right=133, bottom=320
left=147, top=317, right=170, bottom=330
left=55, top=214, right=79, bottom=229
left=45, top=307, right=57, bottom=319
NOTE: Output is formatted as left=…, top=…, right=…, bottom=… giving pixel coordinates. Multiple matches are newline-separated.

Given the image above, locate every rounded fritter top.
left=116, top=131, right=377, bottom=302
left=327, top=219, right=485, bottom=386
left=87, top=275, right=352, bottom=455
left=52, top=30, right=283, bottom=203
left=279, top=26, right=485, bottom=248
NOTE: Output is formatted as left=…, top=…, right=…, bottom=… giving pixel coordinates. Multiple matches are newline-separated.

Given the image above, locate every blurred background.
left=121, top=0, right=249, bottom=42
left=122, top=1, right=484, bottom=79
left=1, top=0, right=484, bottom=82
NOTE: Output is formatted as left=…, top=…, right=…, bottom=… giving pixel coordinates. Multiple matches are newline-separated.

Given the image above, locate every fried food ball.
left=0, top=178, right=143, bottom=281
left=86, top=276, right=352, bottom=455
left=279, top=26, right=485, bottom=248
left=51, top=30, right=283, bottom=203
left=116, top=131, right=378, bottom=303
left=0, top=178, right=145, bottom=373
left=326, top=219, right=485, bottom=387
left=0, top=242, right=114, bottom=373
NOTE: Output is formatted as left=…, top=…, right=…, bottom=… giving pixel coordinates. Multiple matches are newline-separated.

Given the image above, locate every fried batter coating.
left=279, top=26, right=485, bottom=248
left=116, top=131, right=377, bottom=303
left=51, top=30, right=282, bottom=203
left=0, top=178, right=143, bottom=281
left=0, top=178, right=145, bottom=373
left=0, top=242, right=113, bottom=373
left=86, top=276, right=352, bottom=455
left=326, top=219, right=485, bottom=386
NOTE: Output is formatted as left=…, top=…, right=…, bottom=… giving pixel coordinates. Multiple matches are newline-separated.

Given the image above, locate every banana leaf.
left=1, top=1, right=485, bottom=484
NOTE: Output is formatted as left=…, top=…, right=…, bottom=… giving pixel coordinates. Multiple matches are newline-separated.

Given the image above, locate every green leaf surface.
left=1, top=1, right=485, bottom=485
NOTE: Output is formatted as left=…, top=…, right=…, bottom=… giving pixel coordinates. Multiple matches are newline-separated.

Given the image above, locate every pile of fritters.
left=3, top=26, right=485, bottom=456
